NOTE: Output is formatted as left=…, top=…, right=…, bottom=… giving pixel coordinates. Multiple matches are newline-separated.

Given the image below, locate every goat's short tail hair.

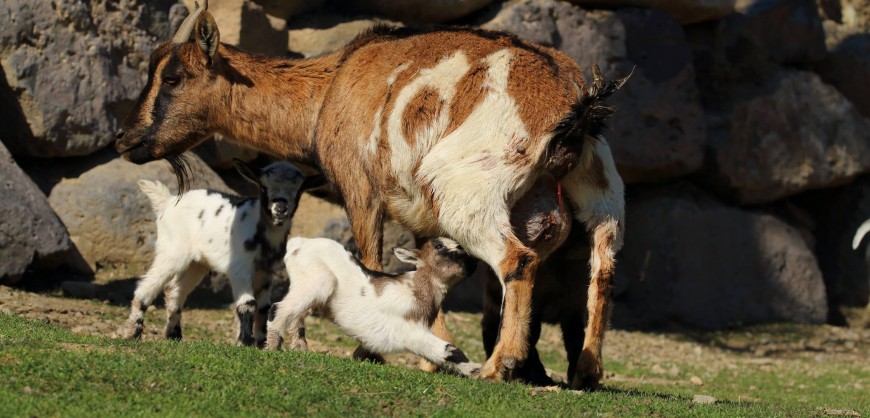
left=138, top=180, right=173, bottom=215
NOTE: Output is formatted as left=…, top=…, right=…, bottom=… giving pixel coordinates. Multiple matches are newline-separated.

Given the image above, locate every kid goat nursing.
left=115, top=1, right=629, bottom=389
left=266, top=237, right=480, bottom=377
left=124, top=160, right=323, bottom=346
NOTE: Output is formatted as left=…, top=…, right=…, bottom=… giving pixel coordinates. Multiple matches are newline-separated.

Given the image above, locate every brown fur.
left=444, top=60, right=488, bottom=137
left=402, top=87, right=443, bottom=146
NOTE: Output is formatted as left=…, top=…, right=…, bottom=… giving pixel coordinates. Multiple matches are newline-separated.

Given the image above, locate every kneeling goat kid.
left=124, top=160, right=323, bottom=346
left=266, top=237, right=480, bottom=376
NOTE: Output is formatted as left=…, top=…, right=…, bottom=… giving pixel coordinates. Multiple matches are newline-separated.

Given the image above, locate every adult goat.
left=114, top=1, right=629, bottom=389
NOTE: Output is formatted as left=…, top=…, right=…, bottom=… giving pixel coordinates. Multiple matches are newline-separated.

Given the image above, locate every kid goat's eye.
left=434, top=243, right=445, bottom=251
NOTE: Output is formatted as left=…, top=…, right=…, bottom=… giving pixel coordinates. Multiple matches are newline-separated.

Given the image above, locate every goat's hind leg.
left=125, top=255, right=184, bottom=340
left=264, top=281, right=326, bottom=351
left=560, top=140, right=624, bottom=390
left=162, top=263, right=207, bottom=340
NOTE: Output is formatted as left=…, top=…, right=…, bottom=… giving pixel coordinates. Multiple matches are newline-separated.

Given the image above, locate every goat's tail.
left=546, top=64, right=633, bottom=180
left=138, top=179, right=173, bottom=214
left=853, top=219, right=870, bottom=250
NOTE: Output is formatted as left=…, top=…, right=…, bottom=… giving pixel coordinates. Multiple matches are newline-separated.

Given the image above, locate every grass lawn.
left=0, top=313, right=867, bottom=417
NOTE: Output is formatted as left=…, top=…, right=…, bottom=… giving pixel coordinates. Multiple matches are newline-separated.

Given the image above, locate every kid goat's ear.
left=194, top=7, right=220, bottom=66
left=233, top=159, right=260, bottom=185
left=393, top=248, right=421, bottom=267
left=301, top=174, right=327, bottom=191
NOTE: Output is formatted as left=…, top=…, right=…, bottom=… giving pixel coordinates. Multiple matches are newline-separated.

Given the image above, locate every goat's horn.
left=590, top=64, right=604, bottom=90
left=172, top=1, right=205, bottom=44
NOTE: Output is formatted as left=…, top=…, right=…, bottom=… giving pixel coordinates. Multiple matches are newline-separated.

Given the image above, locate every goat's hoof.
left=418, top=358, right=440, bottom=373
left=477, top=358, right=506, bottom=382
left=502, top=356, right=524, bottom=370
left=571, top=351, right=603, bottom=390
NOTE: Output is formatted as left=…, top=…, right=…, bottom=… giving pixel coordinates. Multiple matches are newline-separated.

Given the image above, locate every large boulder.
left=723, top=0, right=826, bottom=65
left=706, top=70, right=870, bottom=205
left=0, top=142, right=88, bottom=284
left=287, top=12, right=400, bottom=58
left=613, top=183, right=828, bottom=329
left=0, top=0, right=180, bottom=157
left=347, top=0, right=495, bottom=23
left=47, top=155, right=232, bottom=274
left=815, top=0, right=870, bottom=118
left=566, top=0, right=736, bottom=25
left=483, top=1, right=706, bottom=183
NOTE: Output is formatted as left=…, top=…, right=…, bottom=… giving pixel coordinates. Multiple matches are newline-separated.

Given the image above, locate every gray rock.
left=0, top=141, right=88, bottom=284
left=483, top=0, right=706, bottom=183
left=566, top=0, right=736, bottom=24
left=815, top=3, right=870, bottom=118
left=613, top=183, right=828, bottom=329
left=707, top=70, right=870, bottom=205
left=0, top=0, right=177, bottom=157
left=47, top=154, right=232, bottom=274
left=348, top=0, right=495, bottom=23
left=724, top=0, right=826, bottom=65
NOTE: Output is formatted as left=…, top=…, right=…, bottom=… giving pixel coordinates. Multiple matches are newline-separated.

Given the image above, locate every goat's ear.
left=194, top=10, right=219, bottom=66
left=233, top=159, right=260, bottom=185
left=393, top=248, right=420, bottom=267
left=300, top=174, right=327, bottom=191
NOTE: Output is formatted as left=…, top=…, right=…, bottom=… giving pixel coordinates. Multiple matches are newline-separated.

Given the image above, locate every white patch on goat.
left=561, top=137, right=626, bottom=250
left=386, top=51, right=469, bottom=200
left=410, top=49, right=540, bottom=269
left=367, top=62, right=413, bottom=155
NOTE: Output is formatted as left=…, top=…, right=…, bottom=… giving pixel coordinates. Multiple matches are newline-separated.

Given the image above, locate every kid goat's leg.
left=402, top=328, right=480, bottom=377
left=561, top=139, right=625, bottom=390
left=227, top=266, right=258, bottom=347
left=265, top=278, right=332, bottom=351
left=162, top=263, right=208, bottom=340
left=125, top=253, right=186, bottom=340
left=253, top=273, right=273, bottom=347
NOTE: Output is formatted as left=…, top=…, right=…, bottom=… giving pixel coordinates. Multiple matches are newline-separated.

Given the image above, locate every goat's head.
left=393, top=238, right=476, bottom=287
left=115, top=0, right=224, bottom=164
left=234, top=159, right=326, bottom=227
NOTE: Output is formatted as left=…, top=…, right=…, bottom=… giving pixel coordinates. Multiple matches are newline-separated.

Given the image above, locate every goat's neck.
left=404, top=268, right=450, bottom=306
left=210, top=47, right=341, bottom=164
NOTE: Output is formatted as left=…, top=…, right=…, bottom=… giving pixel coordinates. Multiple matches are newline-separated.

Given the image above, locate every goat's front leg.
left=346, top=198, right=387, bottom=364
left=405, top=331, right=480, bottom=378
left=252, top=274, right=273, bottom=348
left=478, top=238, right=539, bottom=381
left=228, top=267, right=257, bottom=347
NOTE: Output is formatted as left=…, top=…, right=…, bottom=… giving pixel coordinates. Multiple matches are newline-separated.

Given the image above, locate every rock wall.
left=1, top=0, right=868, bottom=328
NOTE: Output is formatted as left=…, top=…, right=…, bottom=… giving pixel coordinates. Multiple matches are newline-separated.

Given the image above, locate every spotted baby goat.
left=265, top=237, right=480, bottom=376
left=124, top=160, right=323, bottom=346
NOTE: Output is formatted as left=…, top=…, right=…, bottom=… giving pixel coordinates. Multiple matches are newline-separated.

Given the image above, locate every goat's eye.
left=434, top=243, right=445, bottom=251
left=163, top=76, right=180, bottom=86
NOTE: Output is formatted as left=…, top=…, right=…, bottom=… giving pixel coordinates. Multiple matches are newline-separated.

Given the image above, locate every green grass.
left=0, top=314, right=865, bottom=417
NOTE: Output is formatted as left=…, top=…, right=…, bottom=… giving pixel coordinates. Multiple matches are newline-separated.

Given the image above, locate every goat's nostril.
left=115, top=129, right=126, bottom=140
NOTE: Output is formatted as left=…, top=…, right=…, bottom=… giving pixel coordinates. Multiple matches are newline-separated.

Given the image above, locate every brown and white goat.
left=114, top=1, right=628, bottom=389
left=266, top=237, right=480, bottom=377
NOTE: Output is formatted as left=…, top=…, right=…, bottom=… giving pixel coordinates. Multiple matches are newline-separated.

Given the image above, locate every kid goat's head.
left=393, top=238, right=477, bottom=286
left=115, top=1, right=223, bottom=164
left=234, top=159, right=325, bottom=227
